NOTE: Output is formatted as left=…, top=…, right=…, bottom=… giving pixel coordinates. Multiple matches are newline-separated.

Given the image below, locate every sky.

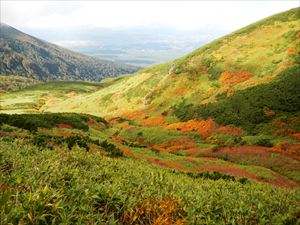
left=1, top=1, right=299, bottom=31
left=1, top=1, right=299, bottom=66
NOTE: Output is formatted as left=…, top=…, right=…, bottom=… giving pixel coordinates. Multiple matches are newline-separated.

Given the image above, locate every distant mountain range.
left=0, top=23, right=140, bottom=81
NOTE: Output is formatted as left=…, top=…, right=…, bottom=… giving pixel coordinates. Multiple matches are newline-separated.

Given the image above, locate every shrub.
left=186, top=171, right=236, bottom=182
left=255, top=138, right=273, bottom=147
left=238, top=177, right=249, bottom=184
left=0, top=113, right=108, bottom=132
left=206, top=133, right=243, bottom=147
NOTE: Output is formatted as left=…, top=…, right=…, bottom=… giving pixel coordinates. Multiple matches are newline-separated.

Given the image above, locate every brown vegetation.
left=220, top=70, right=255, bottom=86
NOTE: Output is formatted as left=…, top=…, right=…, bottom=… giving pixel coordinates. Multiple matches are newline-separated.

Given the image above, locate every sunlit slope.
left=44, top=8, right=299, bottom=118
left=0, top=81, right=106, bottom=114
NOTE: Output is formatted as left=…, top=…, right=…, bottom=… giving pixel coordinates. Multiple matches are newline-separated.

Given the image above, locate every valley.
left=1, top=7, right=300, bottom=224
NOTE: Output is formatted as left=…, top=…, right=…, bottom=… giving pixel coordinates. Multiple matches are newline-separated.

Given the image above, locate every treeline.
left=173, top=65, right=300, bottom=132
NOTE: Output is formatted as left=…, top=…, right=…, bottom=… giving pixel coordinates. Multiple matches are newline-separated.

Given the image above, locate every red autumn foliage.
left=56, top=131, right=73, bottom=137
left=265, top=173, right=298, bottom=188
left=166, top=119, right=216, bottom=137
left=119, top=147, right=133, bottom=156
left=203, top=157, right=219, bottom=161
left=182, top=158, right=198, bottom=163
left=146, top=158, right=187, bottom=171
left=271, top=118, right=287, bottom=127
left=274, top=142, right=300, bottom=156
left=291, top=133, right=300, bottom=140
left=185, top=147, right=211, bottom=157
left=273, top=128, right=295, bottom=137
left=217, top=125, right=243, bottom=136
left=220, top=70, right=255, bottom=86
left=57, top=124, right=73, bottom=129
left=88, top=117, right=95, bottom=124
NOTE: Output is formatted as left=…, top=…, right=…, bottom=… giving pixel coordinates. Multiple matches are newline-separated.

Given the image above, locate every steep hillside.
left=42, top=7, right=299, bottom=118
left=1, top=8, right=300, bottom=223
left=0, top=23, right=140, bottom=81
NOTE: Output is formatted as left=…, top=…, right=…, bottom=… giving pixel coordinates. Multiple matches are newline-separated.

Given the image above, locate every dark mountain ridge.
left=0, top=23, right=140, bottom=81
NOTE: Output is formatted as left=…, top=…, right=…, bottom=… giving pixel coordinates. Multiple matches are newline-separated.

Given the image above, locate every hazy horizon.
left=1, top=1, right=299, bottom=66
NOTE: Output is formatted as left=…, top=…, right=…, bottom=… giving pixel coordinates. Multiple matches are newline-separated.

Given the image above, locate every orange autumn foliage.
left=139, top=115, right=165, bottom=126
left=166, top=119, right=216, bottom=137
left=199, top=65, right=207, bottom=75
left=271, top=118, right=286, bottom=127
left=111, top=92, right=121, bottom=100
left=57, top=124, right=73, bottom=129
left=109, top=136, right=125, bottom=144
left=122, top=111, right=148, bottom=120
left=291, top=133, right=300, bottom=140
left=121, top=197, right=186, bottom=225
left=117, top=123, right=132, bottom=129
left=274, top=142, right=300, bottom=155
left=286, top=48, right=297, bottom=56
left=220, top=70, right=255, bottom=86
left=264, top=110, right=276, bottom=116
left=152, top=137, right=200, bottom=153
left=217, top=125, right=243, bottom=136
left=56, top=131, right=73, bottom=137
left=119, top=147, right=133, bottom=156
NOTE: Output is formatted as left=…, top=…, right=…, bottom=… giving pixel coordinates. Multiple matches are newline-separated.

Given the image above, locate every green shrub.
left=206, top=133, right=243, bottom=147
left=186, top=171, right=236, bottom=182
left=0, top=113, right=108, bottom=132
left=255, top=138, right=273, bottom=147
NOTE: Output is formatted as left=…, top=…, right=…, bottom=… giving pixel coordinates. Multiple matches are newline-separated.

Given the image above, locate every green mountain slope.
left=42, top=7, right=299, bottom=118
left=1, top=9, right=300, bottom=224
left=0, top=23, right=140, bottom=81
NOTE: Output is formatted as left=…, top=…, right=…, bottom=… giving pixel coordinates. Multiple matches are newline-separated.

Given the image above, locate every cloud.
left=1, top=1, right=299, bottom=32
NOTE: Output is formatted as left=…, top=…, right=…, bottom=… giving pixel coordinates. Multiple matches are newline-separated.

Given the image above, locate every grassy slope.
left=1, top=131, right=300, bottom=224
left=0, top=81, right=107, bottom=114
left=41, top=8, right=300, bottom=118
left=1, top=8, right=300, bottom=223
left=0, top=115, right=299, bottom=222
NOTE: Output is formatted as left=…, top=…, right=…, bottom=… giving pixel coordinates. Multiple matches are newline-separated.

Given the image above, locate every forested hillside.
left=0, top=23, right=140, bottom=81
